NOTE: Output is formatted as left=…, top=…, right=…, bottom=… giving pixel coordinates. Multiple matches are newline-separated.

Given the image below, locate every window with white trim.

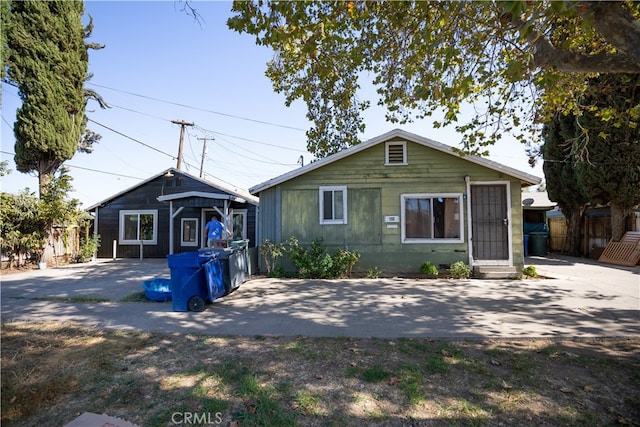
left=319, top=186, right=347, bottom=224
left=401, top=194, right=463, bottom=243
left=119, top=210, right=158, bottom=244
left=181, top=218, right=198, bottom=246
left=385, top=141, right=407, bottom=165
left=232, top=210, right=247, bottom=240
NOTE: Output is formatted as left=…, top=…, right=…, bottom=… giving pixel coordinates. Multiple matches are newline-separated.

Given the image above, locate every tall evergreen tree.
left=541, top=114, right=589, bottom=256
left=543, top=73, right=640, bottom=247
left=576, top=74, right=640, bottom=241
left=4, top=0, right=101, bottom=196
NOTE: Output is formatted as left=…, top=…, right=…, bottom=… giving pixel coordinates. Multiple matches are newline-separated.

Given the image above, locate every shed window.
left=319, top=186, right=347, bottom=224
left=401, top=194, right=463, bottom=243
left=119, top=210, right=158, bottom=244
left=181, top=218, right=198, bottom=246
left=385, top=141, right=407, bottom=165
left=232, top=210, right=247, bottom=240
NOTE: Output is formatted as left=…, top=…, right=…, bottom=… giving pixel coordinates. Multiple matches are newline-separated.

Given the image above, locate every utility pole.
left=171, top=119, right=194, bottom=170
left=197, top=136, right=214, bottom=178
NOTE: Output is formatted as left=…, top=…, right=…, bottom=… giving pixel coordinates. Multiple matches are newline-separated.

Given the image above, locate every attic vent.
left=385, top=141, right=407, bottom=165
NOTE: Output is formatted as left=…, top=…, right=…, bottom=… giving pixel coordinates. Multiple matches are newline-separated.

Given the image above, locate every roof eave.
left=249, top=129, right=542, bottom=193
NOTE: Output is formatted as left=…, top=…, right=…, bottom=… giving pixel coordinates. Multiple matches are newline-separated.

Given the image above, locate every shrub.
left=450, top=261, right=471, bottom=279
left=77, top=235, right=100, bottom=262
left=259, top=239, right=285, bottom=275
left=286, top=237, right=360, bottom=279
left=522, top=265, right=538, bottom=277
left=366, top=267, right=381, bottom=279
left=330, top=248, right=360, bottom=278
left=420, top=261, right=439, bottom=276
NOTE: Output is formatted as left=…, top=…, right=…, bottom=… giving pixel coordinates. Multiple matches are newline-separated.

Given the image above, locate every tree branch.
left=534, top=42, right=640, bottom=73
left=589, top=1, right=640, bottom=67
left=514, top=2, right=640, bottom=74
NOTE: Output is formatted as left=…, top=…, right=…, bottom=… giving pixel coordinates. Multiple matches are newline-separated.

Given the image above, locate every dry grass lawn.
left=2, top=321, right=639, bottom=426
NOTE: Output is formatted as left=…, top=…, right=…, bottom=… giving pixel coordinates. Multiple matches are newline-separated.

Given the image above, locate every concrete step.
left=473, top=266, right=520, bottom=279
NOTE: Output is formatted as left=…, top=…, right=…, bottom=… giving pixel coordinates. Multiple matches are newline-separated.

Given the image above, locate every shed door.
left=471, top=184, right=509, bottom=261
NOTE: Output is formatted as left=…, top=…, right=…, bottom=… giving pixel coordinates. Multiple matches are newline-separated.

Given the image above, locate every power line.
left=0, top=150, right=144, bottom=180
left=194, top=125, right=306, bottom=153
left=88, top=118, right=175, bottom=159
left=87, top=82, right=307, bottom=132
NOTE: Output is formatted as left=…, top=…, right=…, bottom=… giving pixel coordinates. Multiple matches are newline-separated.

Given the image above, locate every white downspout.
left=94, top=207, right=99, bottom=260
left=465, top=175, right=473, bottom=268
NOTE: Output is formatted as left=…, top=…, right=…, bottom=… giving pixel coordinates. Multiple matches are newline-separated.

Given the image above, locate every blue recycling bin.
left=524, top=234, right=530, bottom=257
left=168, top=250, right=226, bottom=312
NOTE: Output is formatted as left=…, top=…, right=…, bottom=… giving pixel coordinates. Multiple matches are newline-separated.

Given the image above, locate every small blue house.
left=86, top=168, right=258, bottom=260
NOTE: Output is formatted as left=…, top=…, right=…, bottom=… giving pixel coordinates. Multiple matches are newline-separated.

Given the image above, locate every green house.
left=249, top=129, right=541, bottom=276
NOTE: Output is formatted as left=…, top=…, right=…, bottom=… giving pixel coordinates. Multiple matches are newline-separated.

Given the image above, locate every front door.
left=470, top=183, right=510, bottom=263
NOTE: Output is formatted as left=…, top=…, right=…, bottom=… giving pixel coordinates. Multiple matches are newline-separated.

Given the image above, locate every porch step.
left=473, top=266, right=519, bottom=279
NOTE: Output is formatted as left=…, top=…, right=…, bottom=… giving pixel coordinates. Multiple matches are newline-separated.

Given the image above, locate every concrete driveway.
left=1, top=255, right=638, bottom=339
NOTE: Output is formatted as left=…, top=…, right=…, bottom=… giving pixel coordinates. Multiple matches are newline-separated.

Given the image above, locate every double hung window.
left=181, top=218, right=198, bottom=246
left=319, top=186, right=347, bottom=224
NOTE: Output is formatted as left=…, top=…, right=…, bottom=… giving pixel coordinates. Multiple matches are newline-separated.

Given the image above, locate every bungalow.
left=86, top=168, right=258, bottom=263
left=249, top=129, right=541, bottom=276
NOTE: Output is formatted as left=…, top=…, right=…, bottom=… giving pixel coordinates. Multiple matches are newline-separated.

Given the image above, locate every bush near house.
left=287, top=237, right=360, bottom=279
left=449, top=261, right=471, bottom=279
left=419, top=261, right=439, bottom=276
left=260, top=237, right=360, bottom=279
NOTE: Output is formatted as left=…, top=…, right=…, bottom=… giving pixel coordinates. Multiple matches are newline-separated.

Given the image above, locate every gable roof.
left=249, top=129, right=541, bottom=194
left=85, top=168, right=258, bottom=211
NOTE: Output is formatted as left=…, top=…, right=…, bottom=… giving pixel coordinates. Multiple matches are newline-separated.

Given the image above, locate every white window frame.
left=181, top=218, right=199, bottom=247
left=119, top=209, right=158, bottom=245
left=232, top=209, right=248, bottom=240
left=385, top=140, right=407, bottom=165
left=401, top=193, right=464, bottom=244
left=319, top=186, right=348, bottom=225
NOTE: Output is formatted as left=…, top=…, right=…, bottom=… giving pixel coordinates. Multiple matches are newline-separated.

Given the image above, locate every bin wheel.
left=188, top=296, right=205, bottom=312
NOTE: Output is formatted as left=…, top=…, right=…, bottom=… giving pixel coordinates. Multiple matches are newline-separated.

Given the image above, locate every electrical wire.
left=87, top=82, right=307, bottom=132
left=194, top=125, right=307, bottom=153
left=0, top=150, right=144, bottom=180
left=88, top=118, right=175, bottom=159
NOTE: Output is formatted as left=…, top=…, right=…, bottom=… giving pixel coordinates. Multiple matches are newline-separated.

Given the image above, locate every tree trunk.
left=610, top=203, right=627, bottom=241
left=566, top=207, right=585, bottom=257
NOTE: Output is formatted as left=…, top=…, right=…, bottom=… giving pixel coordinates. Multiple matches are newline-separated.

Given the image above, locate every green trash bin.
left=529, top=232, right=548, bottom=256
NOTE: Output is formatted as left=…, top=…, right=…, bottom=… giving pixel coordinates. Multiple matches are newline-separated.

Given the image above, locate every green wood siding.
left=257, top=139, right=527, bottom=272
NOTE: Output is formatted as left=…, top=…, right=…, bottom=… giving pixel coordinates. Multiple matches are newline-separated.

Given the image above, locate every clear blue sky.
left=1, top=1, right=543, bottom=208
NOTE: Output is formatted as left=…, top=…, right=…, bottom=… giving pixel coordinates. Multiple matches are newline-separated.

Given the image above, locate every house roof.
left=156, top=191, right=249, bottom=204
left=249, top=129, right=541, bottom=195
left=85, top=168, right=258, bottom=211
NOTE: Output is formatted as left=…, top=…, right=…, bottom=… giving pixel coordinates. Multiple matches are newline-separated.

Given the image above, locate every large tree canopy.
left=4, top=0, right=103, bottom=195
left=228, top=1, right=640, bottom=157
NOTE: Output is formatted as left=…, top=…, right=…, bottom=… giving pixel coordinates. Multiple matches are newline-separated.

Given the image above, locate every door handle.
left=503, top=218, right=508, bottom=226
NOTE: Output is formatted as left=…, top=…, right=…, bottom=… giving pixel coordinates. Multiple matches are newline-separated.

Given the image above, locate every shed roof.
left=249, top=129, right=541, bottom=194
left=85, top=168, right=258, bottom=211
left=521, top=191, right=557, bottom=211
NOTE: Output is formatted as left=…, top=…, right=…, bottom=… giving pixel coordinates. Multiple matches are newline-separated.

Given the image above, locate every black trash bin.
left=213, top=246, right=247, bottom=295
left=167, top=250, right=227, bottom=312
left=528, top=232, right=548, bottom=256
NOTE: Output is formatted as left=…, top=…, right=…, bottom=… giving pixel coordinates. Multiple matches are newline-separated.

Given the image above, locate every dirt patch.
left=2, top=321, right=639, bottom=426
